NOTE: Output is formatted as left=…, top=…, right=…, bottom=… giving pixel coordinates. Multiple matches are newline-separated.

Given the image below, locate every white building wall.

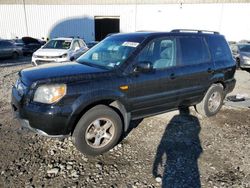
left=0, top=3, right=250, bottom=42
left=0, top=4, right=137, bottom=42
left=135, top=3, right=250, bottom=41
left=0, top=4, right=27, bottom=39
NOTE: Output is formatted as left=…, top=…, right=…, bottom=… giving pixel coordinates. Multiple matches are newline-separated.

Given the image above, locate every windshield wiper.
left=77, top=61, right=110, bottom=70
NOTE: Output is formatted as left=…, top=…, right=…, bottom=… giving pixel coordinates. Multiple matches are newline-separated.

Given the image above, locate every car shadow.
left=152, top=107, right=203, bottom=188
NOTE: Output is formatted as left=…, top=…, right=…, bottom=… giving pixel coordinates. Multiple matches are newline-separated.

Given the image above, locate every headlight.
left=33, top=84, right=67, bottom=104
left=59, top=53, right=67, bottom=58
left=32, top=54, right=38, bottom=58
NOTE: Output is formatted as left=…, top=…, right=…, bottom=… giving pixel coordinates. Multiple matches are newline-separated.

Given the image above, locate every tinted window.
left=136, top=38, right=176, bottom=69
left=207, top=36, right=232, bottom=62
left=179, top=37, right=210, bottom=65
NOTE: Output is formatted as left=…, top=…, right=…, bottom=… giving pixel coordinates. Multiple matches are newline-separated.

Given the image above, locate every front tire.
left=196, top=84, right=224, bottom=117
left=72, top=105, right=123, bottom=156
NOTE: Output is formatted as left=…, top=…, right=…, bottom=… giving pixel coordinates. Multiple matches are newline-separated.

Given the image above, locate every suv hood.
left=34, top=48, right=68, bottom=57
left=20, top=62, right=110, bottom=86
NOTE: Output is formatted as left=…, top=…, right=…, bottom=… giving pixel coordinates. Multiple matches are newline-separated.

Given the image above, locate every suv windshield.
left=238, top=44, right=250, bottom=52
left=77, top=36, right=143, bottom=69
left=43, top=40, right=71, bottom=49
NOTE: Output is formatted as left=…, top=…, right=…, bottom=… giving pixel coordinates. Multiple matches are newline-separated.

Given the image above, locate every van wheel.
left=195, top=84, right=224, bottom=117
left=72, top=105, right=123, bottom=156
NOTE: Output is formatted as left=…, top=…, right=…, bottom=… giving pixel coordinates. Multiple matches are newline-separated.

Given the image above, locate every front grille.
left=37, top=55, right=56, bottom=59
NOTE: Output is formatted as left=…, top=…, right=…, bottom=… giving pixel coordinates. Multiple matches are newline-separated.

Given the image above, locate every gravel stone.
left=155, top=177, right=162, bottom=183
left=47, top=168, right=59, bottom=175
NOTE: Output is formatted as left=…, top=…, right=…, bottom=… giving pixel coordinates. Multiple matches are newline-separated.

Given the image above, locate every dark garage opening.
left=95, top=16, right=120, bottom=41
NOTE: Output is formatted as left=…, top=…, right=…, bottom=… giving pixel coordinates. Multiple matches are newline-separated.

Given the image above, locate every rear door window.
left=179, top=37, right=210, bottom=65
left=206, top=36, right=232, bottom=62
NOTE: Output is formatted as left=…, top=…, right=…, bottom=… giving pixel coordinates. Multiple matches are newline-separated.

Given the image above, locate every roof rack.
left=171, top=29, right=219, bottom=34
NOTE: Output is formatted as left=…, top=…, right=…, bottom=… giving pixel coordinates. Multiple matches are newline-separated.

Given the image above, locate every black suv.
left=12, top=30, right=236, bottom=156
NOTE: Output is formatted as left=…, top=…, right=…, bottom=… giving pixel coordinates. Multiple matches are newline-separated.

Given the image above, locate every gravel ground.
left=0, top=58, right=249, bottom=188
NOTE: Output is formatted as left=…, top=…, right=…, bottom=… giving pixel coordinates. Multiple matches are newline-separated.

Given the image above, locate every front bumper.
left=15, top=116, right=67, bottom=138
left=11, top=87, right=71, bottom=137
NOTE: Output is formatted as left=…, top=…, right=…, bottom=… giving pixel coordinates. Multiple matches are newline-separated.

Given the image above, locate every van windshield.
left=43, top=40, right=71, bottom=49
left=77, top=36, right=143, bottom=69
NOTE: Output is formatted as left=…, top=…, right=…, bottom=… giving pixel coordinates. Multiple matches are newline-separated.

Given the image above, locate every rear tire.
left=196, top=84, right=224, bottom=117
left=72, top=105, right=123, bottom=156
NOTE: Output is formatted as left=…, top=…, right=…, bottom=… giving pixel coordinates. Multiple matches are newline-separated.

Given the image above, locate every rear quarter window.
left=179, top=37, right=210, bottom=65
left=206, top=36, right=232, bottom=62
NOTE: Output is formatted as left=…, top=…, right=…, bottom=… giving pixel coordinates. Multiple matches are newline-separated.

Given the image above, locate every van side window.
left=179, top=37, right=210, bottom=65
left=136, top=38, right=176, bottom=70
left=206, top=36, right=232, bottom=62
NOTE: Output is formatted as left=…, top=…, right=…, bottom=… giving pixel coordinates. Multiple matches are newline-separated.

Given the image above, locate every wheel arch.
left=210, top=73, right=226, bottom=90
left=68, top=99, right=130, bottom=135
left=212, top=81, right=225, bottom=89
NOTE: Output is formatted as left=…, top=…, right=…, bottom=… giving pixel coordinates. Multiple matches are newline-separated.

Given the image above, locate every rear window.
left=179, top=37, right=210, bottom=65
left=206, top=36, right=232, bottom=62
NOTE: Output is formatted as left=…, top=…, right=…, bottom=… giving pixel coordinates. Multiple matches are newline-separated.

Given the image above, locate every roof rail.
left=171, top=29, right=219, bottom=34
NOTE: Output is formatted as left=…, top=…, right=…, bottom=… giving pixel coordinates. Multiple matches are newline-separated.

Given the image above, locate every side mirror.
left=134, top=61, right=153, bottom=73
